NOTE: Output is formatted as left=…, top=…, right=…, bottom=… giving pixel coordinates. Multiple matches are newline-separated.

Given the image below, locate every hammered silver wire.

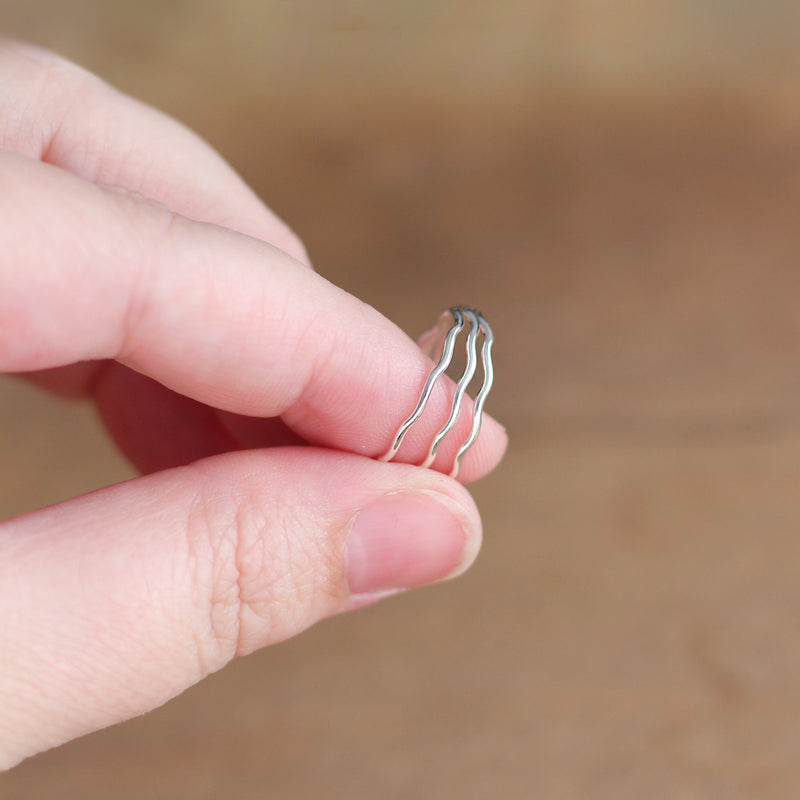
left=379, top=306, right=495, bottom=478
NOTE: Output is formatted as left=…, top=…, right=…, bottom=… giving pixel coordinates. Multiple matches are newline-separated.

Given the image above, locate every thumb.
left=0, top=448, right=481, bottom=769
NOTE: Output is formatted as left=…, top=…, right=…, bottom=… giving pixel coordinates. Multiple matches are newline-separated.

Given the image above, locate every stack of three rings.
left=380, top=306, right=494, bottom=479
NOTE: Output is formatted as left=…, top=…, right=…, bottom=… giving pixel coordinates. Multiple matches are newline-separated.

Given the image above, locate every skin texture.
left=0, top=41, right=507, bottom=769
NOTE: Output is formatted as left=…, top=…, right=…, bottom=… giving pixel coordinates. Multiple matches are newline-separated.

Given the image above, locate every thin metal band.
left=378, top=308, right=465, bottom=463
left=380, top=306, right=494, bottom=478
left=420, top=308, right=480, bottom=469
left=450, top=312, right=494, bottom=478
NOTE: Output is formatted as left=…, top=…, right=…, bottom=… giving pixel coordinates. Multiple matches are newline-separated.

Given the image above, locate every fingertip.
left=345, top=491, right=475, bottom=595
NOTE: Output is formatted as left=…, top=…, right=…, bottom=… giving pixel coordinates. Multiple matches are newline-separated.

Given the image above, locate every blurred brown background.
left=4, top=2, right=800, bottom=797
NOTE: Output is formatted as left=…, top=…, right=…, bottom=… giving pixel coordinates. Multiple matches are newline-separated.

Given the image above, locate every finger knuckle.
left=0, top=41, right=96, bottom=155
left=185, top=475, right=339, bottom=672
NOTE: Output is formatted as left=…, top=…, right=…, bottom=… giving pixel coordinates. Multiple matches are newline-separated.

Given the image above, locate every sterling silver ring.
left=380, top=306, right=494, bottom=478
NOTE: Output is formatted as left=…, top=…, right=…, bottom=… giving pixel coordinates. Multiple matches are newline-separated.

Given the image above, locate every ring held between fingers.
left=0, top=448, right=481, bottom=769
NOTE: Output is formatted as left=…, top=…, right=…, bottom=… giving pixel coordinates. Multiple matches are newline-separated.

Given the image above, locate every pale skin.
left=0, top=41, right=507, bottom=769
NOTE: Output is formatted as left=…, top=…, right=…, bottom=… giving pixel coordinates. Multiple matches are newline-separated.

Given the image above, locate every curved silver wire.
left=380, top=305, right=495, bottom=478
left=379, top=308, right=465, bottom=463
left=420, top=308, right=480, bottom=469
left=451, top=312, right=494, bottom=478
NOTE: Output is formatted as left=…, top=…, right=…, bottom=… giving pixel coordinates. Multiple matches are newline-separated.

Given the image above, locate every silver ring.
left=380, top=306, right=494, bottom=478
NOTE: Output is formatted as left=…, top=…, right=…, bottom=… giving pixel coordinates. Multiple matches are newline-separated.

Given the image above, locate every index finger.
left=0, top=40, right=308, bottom=260
left=0, top=153, right=507, bottom=481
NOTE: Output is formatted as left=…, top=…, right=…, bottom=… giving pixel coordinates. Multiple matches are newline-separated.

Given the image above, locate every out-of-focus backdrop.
left=4, top=2, right=800, bottom=797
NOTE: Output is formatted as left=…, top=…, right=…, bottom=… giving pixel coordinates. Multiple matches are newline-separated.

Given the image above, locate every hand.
left=0, top=42, right=507, bottom=768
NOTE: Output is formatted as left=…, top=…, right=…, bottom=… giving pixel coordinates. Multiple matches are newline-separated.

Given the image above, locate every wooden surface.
left=4, top=3, right=800, bottom=797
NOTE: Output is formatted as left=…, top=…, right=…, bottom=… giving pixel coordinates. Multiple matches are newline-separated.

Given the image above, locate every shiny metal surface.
left=380, top=306, right=494, bottom=478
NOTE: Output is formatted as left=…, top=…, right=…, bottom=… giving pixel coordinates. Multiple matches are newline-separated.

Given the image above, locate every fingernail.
left=346, top=493, right=472, bottom=595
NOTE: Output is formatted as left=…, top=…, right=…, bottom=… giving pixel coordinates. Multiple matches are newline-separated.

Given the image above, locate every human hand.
left=0, top=42, right=507, bottom=768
